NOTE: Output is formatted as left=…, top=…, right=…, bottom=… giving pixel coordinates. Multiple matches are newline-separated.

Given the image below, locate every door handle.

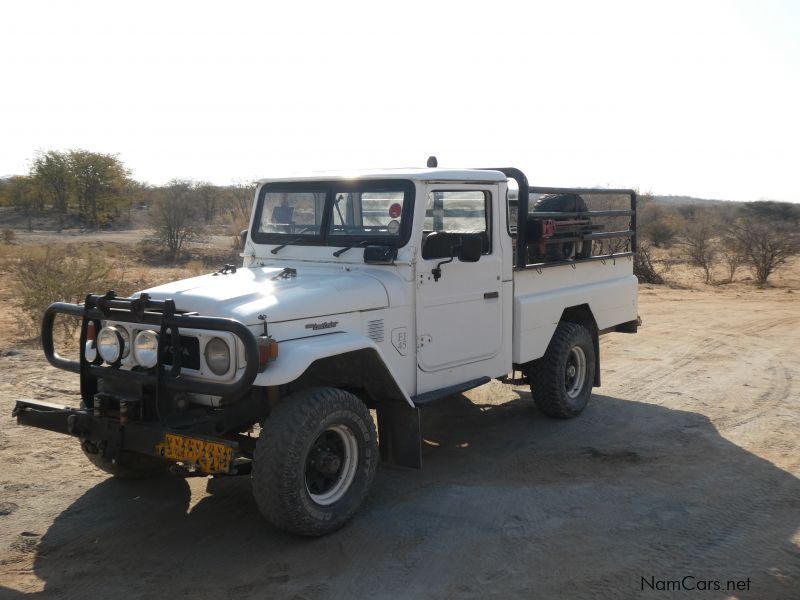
left=484, top=291, right=499, bottom=299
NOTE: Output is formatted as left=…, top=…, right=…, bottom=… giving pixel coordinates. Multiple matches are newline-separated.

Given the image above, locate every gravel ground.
left=0, top=279, right=798, bottom=600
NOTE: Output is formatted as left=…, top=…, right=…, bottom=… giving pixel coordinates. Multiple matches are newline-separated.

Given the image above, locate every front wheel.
left=528, top=321, right=596, bottom=418
left=252, top=387, right=378, bottom=536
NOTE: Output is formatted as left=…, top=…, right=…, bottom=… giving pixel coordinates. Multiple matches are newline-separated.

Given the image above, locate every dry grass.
left=3, top=245, right=143, bottom=338
left=0, top=241, right=210, bottom=346
left=647, top=246, right=800, bottom=290
left=0, top=230, right=795, bottom=348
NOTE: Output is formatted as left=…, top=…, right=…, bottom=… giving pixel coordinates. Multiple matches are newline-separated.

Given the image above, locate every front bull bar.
left=41, top=292, right=260, bottom=406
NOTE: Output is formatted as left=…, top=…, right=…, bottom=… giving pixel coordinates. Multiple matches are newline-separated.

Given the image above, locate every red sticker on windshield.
left=389, top=203, right=402, bottom=218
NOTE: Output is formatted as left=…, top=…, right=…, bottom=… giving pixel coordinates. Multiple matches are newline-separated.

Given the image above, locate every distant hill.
left=650, top=196, right=800, bottom=222
left=652, top=195, right=737, bottom=206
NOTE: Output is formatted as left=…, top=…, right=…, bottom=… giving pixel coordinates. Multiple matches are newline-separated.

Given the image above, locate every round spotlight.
left=97, top=326, right=124, bottom=363
left=133, top=330, right=159, bottom=369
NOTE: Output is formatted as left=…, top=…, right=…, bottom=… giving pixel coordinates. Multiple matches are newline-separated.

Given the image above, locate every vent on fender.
left=367, top=319, right=385, bottom=343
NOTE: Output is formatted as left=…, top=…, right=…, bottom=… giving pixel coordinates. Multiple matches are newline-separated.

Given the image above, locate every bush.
left=729, top=220, right=800, bottom=285
left=638, top=202, right=678, bottom=248
left=11, top=246, right=143, bottom=340
left=2, top=228, right=15, bottom=244
left=634, top=243, right=664, bottom=284
left=149, top=180, right=205, bottom=261
left=675, top=210, right=718, bottom=284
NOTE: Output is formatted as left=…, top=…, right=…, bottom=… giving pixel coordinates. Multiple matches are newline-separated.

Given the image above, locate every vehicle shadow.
left=11, top=392, right=800, bottom=599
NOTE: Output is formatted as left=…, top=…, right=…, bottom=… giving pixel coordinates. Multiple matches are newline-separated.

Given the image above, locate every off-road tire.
left=532, top=193, right=592, bottom=260
left=252, top=387, right=378, bottom=536
left=529, top=321, right=596, bottom=418
left=81, top=445, right=166, bottom=479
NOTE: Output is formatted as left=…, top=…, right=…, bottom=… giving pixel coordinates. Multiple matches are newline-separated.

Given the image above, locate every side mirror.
left=240, top=229, right=248, bottom=250
left=458, top=234, right=483, bottom=262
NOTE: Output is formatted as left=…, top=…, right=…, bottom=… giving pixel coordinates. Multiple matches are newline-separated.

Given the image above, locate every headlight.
left=97, top=326, right=128, bottom=363
left=204, top=337, right=230, bottom=375
left=133, top=330, right=159, bottom=368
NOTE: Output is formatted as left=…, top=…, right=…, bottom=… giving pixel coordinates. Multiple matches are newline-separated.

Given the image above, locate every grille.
left=162, top=336, right=201, bottom=370
left=367, top=319, right=385, bottom=343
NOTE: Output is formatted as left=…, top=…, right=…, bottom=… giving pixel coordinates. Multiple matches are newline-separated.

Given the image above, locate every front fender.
left=253, top=332, right=414, bottom=407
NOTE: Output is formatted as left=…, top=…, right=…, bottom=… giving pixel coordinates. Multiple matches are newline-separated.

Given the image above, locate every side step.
left=411, top=376, right=491, bottom=406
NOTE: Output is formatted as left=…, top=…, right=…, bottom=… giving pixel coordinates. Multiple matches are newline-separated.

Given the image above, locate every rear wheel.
left=252, top=387, right=378, bottom=536
left=529, top=321, right=596, bottom=418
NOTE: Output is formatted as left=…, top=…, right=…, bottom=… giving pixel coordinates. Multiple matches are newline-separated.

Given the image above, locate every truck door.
left=415, top=186, right=505, bottom=394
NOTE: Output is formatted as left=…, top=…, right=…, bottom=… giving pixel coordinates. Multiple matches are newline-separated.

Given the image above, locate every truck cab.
left=14, top=165, right=639, bottom=536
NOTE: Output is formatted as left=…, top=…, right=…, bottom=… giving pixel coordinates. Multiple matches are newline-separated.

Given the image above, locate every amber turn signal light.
left=258, top=336, right=278, bottom=368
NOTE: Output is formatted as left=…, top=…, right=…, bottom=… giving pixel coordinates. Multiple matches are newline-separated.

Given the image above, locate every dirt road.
left=1, top=279, right=798, bottom=599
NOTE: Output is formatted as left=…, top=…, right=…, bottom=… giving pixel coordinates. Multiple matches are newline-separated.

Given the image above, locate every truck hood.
left=139, top=266, right=388, bottom=324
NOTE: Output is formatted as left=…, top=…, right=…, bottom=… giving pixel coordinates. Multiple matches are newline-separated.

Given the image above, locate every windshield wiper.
left=270, top=237, right=304, bottom=254
left=332, top=239, right=371, bottom=257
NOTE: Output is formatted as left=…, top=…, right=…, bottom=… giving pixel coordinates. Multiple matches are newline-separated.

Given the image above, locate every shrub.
left=11, top=246, right=142, bottom=340
left=675, top=210, right=718, bottom=284
left=729, top=220, right=800, bottom=285
left=634, top=243, right=664, bottom=284
left=149, top=180, right=205, bottom=261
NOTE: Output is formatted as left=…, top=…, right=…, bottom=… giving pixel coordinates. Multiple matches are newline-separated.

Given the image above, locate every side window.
left=424, top=191, right=491, bottom=256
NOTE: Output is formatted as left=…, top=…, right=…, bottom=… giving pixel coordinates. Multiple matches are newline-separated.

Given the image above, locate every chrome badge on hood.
left=304, top=321, right=339, bottom=331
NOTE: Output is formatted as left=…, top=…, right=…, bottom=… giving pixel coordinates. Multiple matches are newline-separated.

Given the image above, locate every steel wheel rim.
left=565, top=346, right=587, bottom=399
left=305, top=424, right=359, bottom=506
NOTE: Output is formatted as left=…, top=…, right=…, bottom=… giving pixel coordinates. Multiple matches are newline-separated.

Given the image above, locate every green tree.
left=68, top=150, right=130, bottom=228
left=0, top=178, right=12, bottom=207
left=30, top=150, right=72, bottom=229
left=194, top=182, right=218, bottom=223
left=3, top=176, right=40, bottom=230
left=740, top=201, right=800, bottom=223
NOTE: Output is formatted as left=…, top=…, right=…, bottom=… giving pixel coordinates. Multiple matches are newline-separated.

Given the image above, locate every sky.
left=1, top=0, right=798, bottom=202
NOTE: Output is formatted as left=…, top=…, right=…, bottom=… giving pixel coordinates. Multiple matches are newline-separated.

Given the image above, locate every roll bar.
left=479, top=168, right=637, bottom=270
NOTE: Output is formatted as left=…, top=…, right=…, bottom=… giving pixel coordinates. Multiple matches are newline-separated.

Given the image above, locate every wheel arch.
left=300, top=348, right=410, bottom=407
left=252, top=332, right=412, bottom=406
left=253, top=333, right=421, bottom=469
left=559, top=304, right=601, bottom=387
left=297, top=350, right=422, bottom=469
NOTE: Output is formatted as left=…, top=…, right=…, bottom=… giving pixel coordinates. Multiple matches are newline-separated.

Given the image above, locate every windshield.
left=251, top=180, right=414, bottom=247
left=258, top=191, right=327, bottom=236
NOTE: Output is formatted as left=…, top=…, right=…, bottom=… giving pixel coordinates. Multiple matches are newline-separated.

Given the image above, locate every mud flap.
left=376, top=401, right=421, bottom=469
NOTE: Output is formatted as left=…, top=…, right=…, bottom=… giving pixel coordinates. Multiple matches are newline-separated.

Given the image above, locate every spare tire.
left=532, top=193, right=592, bottom=261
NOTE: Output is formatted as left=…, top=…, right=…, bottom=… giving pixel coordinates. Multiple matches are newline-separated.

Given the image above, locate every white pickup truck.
left=13, top=163, right=638, bottom=536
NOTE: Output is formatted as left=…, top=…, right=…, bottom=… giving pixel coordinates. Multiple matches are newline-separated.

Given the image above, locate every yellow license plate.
left=155, top=433, right=234, bottom=474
